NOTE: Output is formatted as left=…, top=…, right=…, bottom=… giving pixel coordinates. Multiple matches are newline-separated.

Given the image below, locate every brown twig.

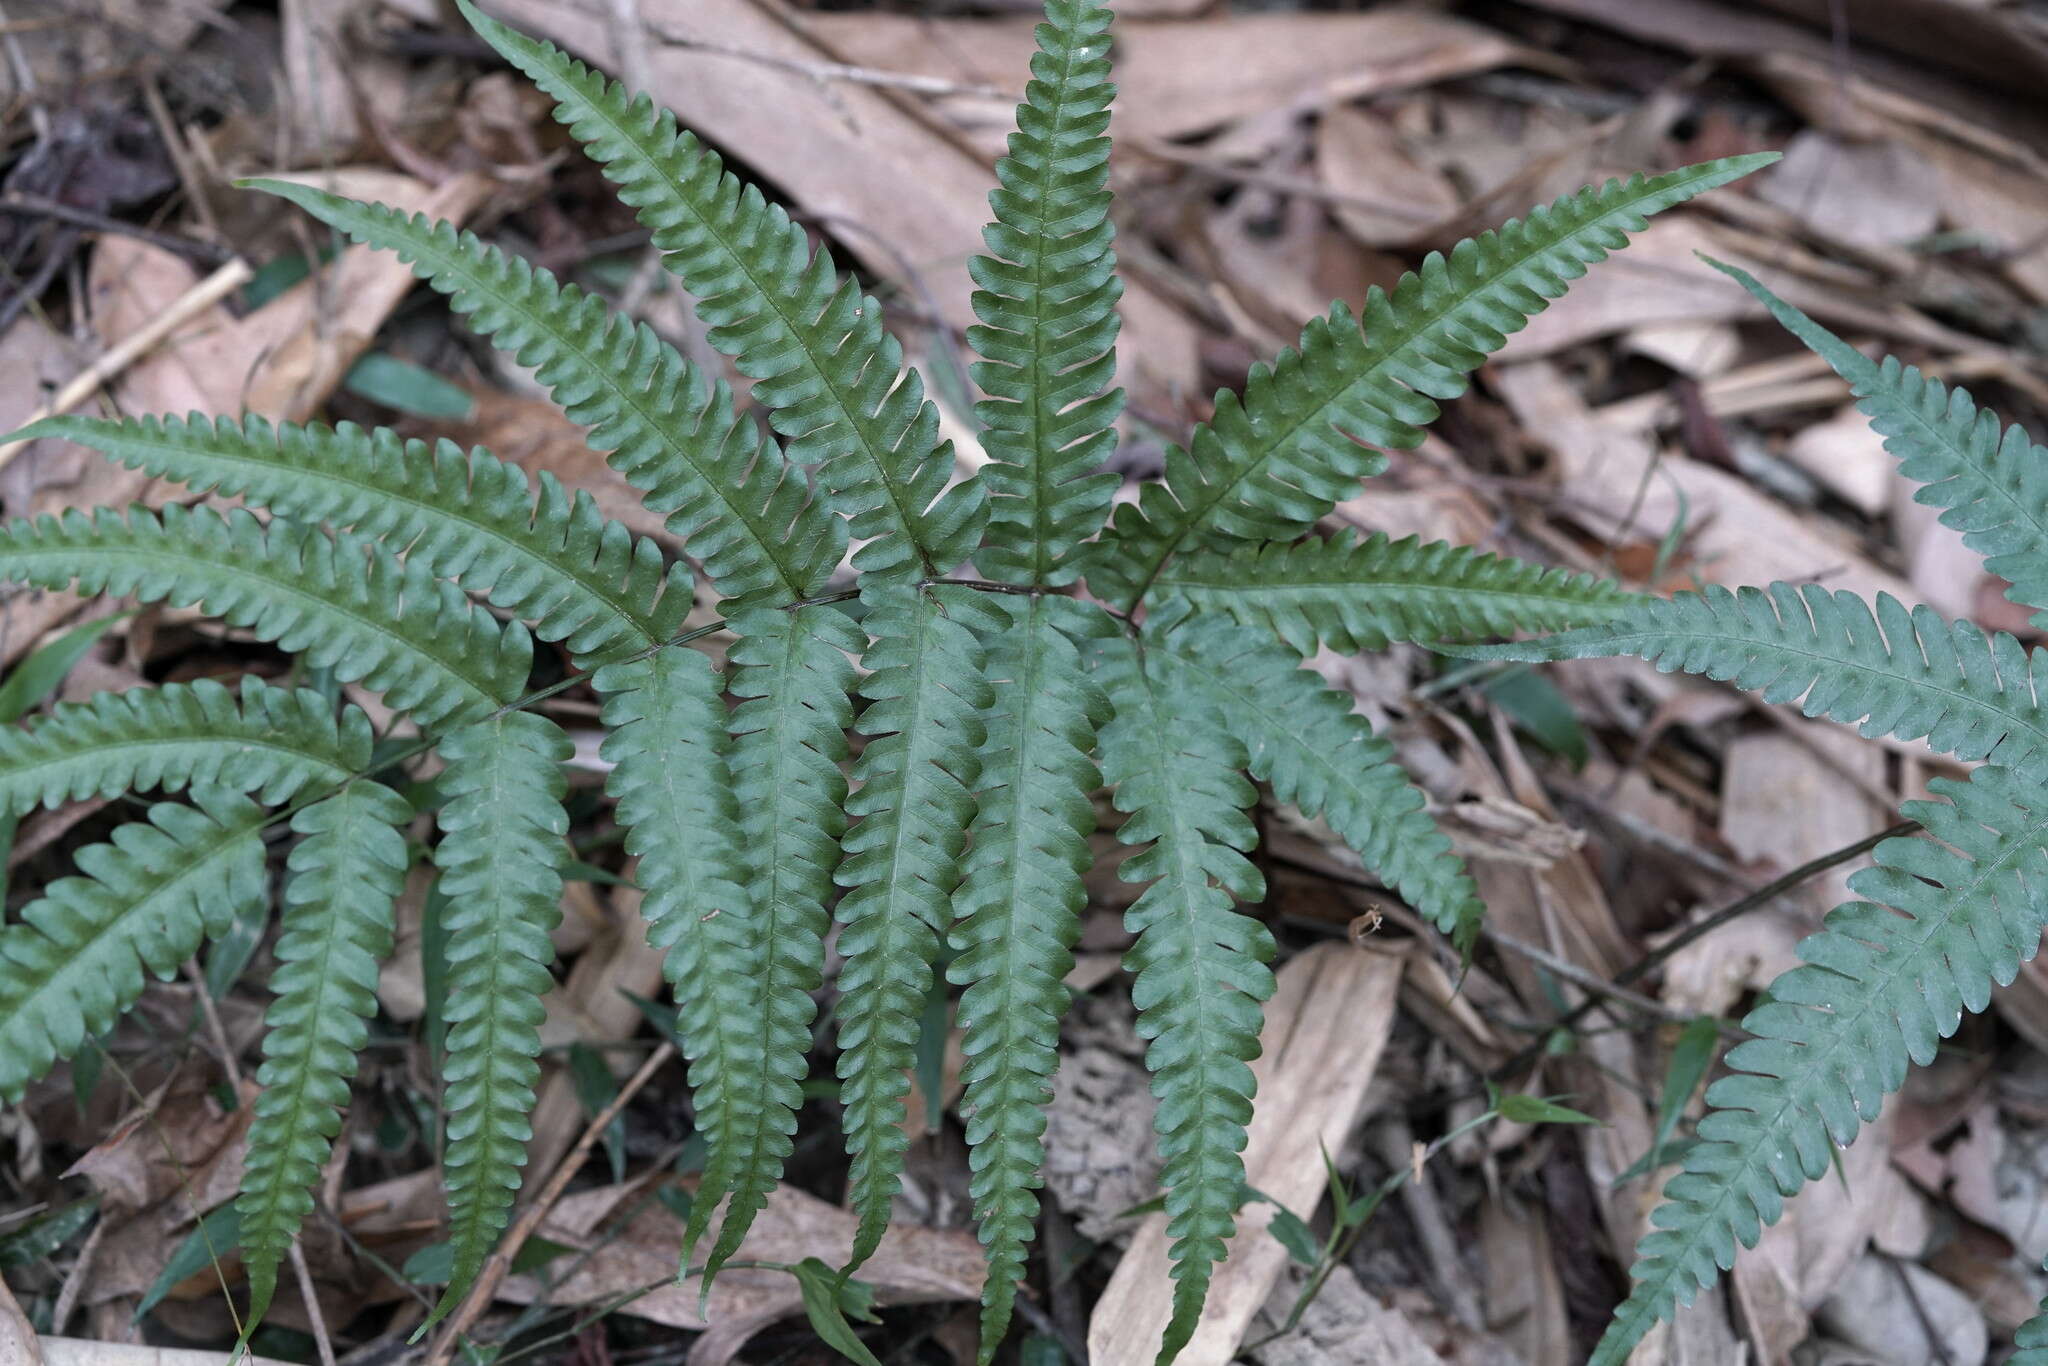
left=0, top=194, right=232, bottom=266
left=425, top=1041, right=677, bottom=1364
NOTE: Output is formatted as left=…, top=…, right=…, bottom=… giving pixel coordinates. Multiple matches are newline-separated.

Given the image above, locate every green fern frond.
left=689, top=604, right=861, bottom=1281
left=1149, top=608, right=1480, bottom=940
left=237, top=780, right=412, bottom=1332
left=0, top=789, right=268, bottom=1099
left=1709, top=259, right=2048, bottom=623
left=1590, top=766, right=2048, bottom=1365
left=966, top=0, right=1122, bottom=587
left=1088, top=153, right=1778, bottom=610
left=454, top=0, right=985, bottom=580
left=1469, top=582, right=2048, bottom=767
left=427, top=711, right=571, bottom=1324
left=18, top=413, right=688, bottom=663
left=0, top=678, right=368, bottom=816
left=0, top=507, right=527, bottom=724
left=592, top=644, right=755, bottom=1248
left=2015, top=1302, right=2048, bottom=1363
left=835, top=584, right=1003, bottom=1270
left=950, top=595, right=1108, bottom=1359
left=244, top=180, right=844, bottom=607
left=1154, top=531, right=1640, bottom=654
left=1096, top=635, right=1274, bottom=1365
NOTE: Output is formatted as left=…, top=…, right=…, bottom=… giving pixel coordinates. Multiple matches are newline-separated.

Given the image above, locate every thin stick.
left=425, top=1041, right=677, bottom=1364
left=0, top=195, right=232, bottom=266
left=1484, top=818, right=1918, bottom=1084
left=290, top=1241, right=338, bottom=1366
left=0, top=254, right=253, bottom=470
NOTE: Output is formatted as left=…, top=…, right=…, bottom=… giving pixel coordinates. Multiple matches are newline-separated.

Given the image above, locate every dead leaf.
left=1757, top=131, right=1941, bottom=250
left=1088, top=942, right=1405, bottom=1365
left=1313, top=106, right=1459, bottom=248
left=1253, top=1266, right=1449, bottom=1365
left=1814, top=1254, right=1987, bottom=1366
left=492, top=1179, right=985, bottom=1364
left=0, top=1273, right=43, bottom=1366
left=1785, top=403, right=1894, bottom=517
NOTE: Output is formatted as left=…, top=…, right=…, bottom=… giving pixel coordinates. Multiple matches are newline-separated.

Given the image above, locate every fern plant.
left=1470, top=259, right=2048, bottom=1364
left=0, top=0, right=1770, bottom=1358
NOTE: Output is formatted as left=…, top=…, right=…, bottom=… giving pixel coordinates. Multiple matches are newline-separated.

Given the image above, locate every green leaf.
left=568, top=1043, right=628, bottom=1184
left=790, top=1257, right=886, bottom=1366
left=1591, top=767, right=2048, bottom=1364
left=402, top=1234, right=574, bottom=1285
left=963, top=0, right=1123, bottom=587
left=1482, top=668, right=1588, bottom=768
left=0, top=790, right=269, bottom=1099
left=1614, top=1016, right=1720, bottom=1188
left=1154, top=532, right=1638, bottom=655
left=453, top=0, right=983, bottom=580
left=0, top=505, right=527, bottom=723
left=1088, top=154, right=1778, bottom=609
left=0, top=1195, right=97, bottom=1269
left=1148, top=608, right=1480, bottom=938
left=342, top=351, right=477, bottom=419
left=949, top=595, right=1109, bottom=1359
left=424, top=712, right=572, bottom=1328
left=1468, top=583, right=2048, bottom=770
left=137, top=1202, right=241, bottom=1319
left=0, top=610, right=129, bottom=724
left=1497, top=1092, right=1600, bottom=1126
left=238, top=180, right=844, bottom=608
left=835, top=584, right=1003, bottom=1271
left=1096, top=634, right=1274, bottom=1365
left=1709, top=257, right=2048, bottom=625
left=686, top=604, right=861, bottom=1284
left=237, top=781, right=413, bottom=1333
left=20, top=413, right=684, bottom=665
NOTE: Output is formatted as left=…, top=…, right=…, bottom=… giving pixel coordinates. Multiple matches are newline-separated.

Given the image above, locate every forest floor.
left=2, top=0, right=2047, bottom=1363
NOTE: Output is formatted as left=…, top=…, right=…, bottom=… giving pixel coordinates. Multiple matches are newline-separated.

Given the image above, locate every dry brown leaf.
left=1493, top=360, right=1917, bottom=603
left=1313, top=106, right=1459, bottom=248
left=1814, top=1255, right=1987, bottom=1366
left=1756, top=131, right=1941, bottom=250
left=484, top=0, right=1200, bottom=407
left=1088, top=942, right=1405, bottom=1365
left=0, top=1274, right=43, bottom=1366
left=1496, top=217, right=1755, bottom=361
left=492, top=1180, right=985, bottom=1364
left=40, top=1343, right=295, bottom=1366
left=1253, top=1266, right=1448, bottom=1365
left=1720, top=728, right=1886, bottom=913
left=1784, top=403, right=1894, bottom=517
left=1478, top=1197, right=1569, bottom=1366
left=800, top=8, right=1524, bottom=143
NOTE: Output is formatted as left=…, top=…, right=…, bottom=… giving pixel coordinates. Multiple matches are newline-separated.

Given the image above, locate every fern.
left=18, top=413, right=687, bottom=662
left=687, top=604, right=860, bottom=1281
left=1086, top=154, right=1778, bottom=610
left=1097, top=634, right=1275, bottom=1364
left=1153, top=531, right=1640, bottom=654
left=237, top=781, right=412, bottom=1331
left=965, top=0, right=1123, bottom=587
left=836, top=585, right=1002, bottom=1267
left=1589, top=768, right=2048, bottom=1364
left=0, top=789, right=269, bottom=1098
left=1473, top=583, right=2048, bottom=768
left=243, top=182, right=844, bottom=609
left=0, top=678, right=368, bottom=815
left=0, top=506, right=527, bottom=723
left=1148, top=606, right=1481, bottom=942
left=0, top=0, right=1782, bottom=1357
left=454, top=0, right=984, bottom=581
left=1709, top=259, right=2048, bottom=623
left=427, top=712, right=572, bottom=1322
left=950, top=595, right=1107, bottom=1357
